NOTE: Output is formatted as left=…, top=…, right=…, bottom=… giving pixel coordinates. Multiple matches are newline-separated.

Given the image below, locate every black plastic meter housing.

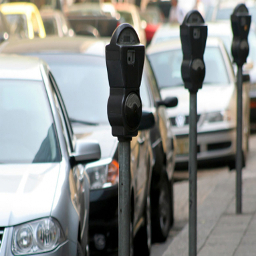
left=180, top=10, right=207, bottom=93
left=231, top=4, right=251, bottom=67
left=106, top=23, right=145, bottom=140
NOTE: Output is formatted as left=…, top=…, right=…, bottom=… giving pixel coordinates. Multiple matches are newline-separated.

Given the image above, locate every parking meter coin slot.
left=231, top=4, right=251, bottom=67
left=180, top=10, right=207, bottom=93
left=124, top=93, right=142, bottom=130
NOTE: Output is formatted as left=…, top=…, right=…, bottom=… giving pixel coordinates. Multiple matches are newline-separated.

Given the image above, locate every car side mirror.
left=71, top=140, right=101, bottom=166
left=138, top=110, right=155, bottom=130
left=156, top=97, right=178, bottom=108
left=243, top=73, right=250, bottom=83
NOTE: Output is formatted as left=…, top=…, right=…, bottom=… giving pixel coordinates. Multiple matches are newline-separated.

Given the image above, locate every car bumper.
left=89, top=185, right=118, bottom=253
left=175, top=128, right=236, bottom=167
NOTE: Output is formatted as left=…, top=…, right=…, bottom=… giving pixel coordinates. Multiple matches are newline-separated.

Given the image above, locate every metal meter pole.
left=230, top=3, right=251, bottom=214
left=189, top=92, right=197, bottom=256
left=118, top=140, right=131, bottom=256
left=236, top=67, right=243, bottom=214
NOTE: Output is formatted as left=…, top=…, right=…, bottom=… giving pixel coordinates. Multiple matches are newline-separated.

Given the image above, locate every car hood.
left=72, top=124, right=118, bottom=159
left=0, top=163, right=60, bottom=227
left=160, top=84, right=235, bottom=117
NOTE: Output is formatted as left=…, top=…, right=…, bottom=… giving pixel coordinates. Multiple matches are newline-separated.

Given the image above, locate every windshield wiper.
left=70, top=118, right=99, bottom=126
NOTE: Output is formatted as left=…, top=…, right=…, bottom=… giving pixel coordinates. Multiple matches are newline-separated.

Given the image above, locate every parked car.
left=140, top=5, right=164, bottom=45
left=65, top=2, right=118, bottom=37
left=115, top=2, right=147, bottom=46
left=0, top=2, right=46, bottom=39
left=147, top=37, right=250, bottom=169
left=0, top=35, right=177, bottom=254
left=149, top=21, right=256, bottom=128
left=0, top=11, right=13, bottom=42
left=0, top=54, right=101, bottom=256
left=40, top=8, right=75, bottom=37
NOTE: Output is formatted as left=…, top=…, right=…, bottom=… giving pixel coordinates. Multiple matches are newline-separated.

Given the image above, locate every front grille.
left=0, top=227, right=4, bottom=249
left=171, top=114, right=201, bottom=127
left=207, top=142, right=232, bottom=151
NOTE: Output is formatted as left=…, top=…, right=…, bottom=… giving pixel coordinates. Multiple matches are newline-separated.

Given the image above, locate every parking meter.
left=106, top=23, right=145, bottom=140
left=231, top=4, right=251, bottom=67
left=180, top=10, right=207, bottom=256
left=180, top=10, right=207, bottom=93
left=231, top=4, right=251, bottom=215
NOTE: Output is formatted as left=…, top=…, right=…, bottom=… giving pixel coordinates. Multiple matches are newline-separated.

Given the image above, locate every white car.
left=0, top=54, right=100, bottom=256
left=149, top=21, right=256, bottom=128
left=147, top=37, right=250, bottom=169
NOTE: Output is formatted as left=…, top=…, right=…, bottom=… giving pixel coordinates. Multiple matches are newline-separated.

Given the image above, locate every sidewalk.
left=163, top=134, right=256, bottom=256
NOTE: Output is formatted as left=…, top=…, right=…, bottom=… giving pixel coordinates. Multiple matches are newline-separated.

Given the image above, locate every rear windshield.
left=148, top=46, right=230, bottom=88
left=0, top=80, right=61, bottom=163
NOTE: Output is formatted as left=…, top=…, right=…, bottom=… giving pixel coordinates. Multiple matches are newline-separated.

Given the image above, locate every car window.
left=144, top=58, right=161, bottom=103
left=5, top=14, right=28, bottom=38
left=148, top=46, right=230, bottom=88
left=0, top=79, right=61, bottom=163
left=43, top=17, right=58, bottom=35
left=117, top=11, right=134, bottom=26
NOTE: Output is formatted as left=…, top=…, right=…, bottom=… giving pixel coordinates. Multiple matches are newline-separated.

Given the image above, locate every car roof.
left=0, top=2, right=38, bottom=14
left=0, top=54, right=43, bottom=80
left=147, top=37, right=224, bottom=55
left=0, top=36, right=108, bottom=56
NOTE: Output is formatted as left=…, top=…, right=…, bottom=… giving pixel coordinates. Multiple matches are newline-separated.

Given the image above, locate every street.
left=151, top=132, right=256, bottom=256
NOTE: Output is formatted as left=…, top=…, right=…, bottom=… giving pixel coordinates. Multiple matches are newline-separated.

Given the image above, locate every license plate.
left=176, top=137, right=189, bottom=155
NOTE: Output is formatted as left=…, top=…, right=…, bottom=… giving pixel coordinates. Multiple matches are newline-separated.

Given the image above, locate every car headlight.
left=204, top=110, right=232, bottom=123
left=85, top=158, right=119, bottom=190
left=12, top=218, right=66, bottom=255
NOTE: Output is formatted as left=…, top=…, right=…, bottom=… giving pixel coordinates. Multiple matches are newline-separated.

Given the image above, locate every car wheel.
left=152, top=172, right=173, bottom=242
left=134, top=195, right=151, bottom=256
left=76, top=241, right=83, bottom=256
left=130, top=221, right=134, bottom=256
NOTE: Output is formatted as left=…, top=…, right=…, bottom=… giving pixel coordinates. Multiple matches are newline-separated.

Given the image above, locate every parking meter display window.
left=231, top=4, right=251, bottom=67
left=117, top=27, right=139, bottom=45
left=148, top=46, right=229, bottom=89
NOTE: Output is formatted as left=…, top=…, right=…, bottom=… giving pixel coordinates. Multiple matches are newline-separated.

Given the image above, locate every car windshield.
left=0, top=80, right=61, bottom=164
left=5, top=14, right=28, bottom=38
left=148, top=46, right=229, bottom=88
left=31, top=54, right=150, bottom=124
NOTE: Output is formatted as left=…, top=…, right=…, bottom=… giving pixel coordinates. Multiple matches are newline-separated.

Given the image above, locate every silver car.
left=147, top=37, right=250, bottom=169
left=0, top=54, right=100, bottom=256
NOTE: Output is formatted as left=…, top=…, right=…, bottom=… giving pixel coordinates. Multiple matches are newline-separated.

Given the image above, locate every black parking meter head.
left=231, top=4, right=251, bottom=67
left=106, top=23, right=145, bottom=140
left=180, top=10, right=208, bottom=93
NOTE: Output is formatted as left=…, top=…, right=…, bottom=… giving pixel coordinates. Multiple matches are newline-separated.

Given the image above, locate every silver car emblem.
left=175, top=115, right=186, bottom=127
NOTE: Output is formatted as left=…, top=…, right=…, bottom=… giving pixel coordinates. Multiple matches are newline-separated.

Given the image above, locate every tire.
left=151, top=173, right=173, bottom=243
left=77, top=241, right=83, bottom=256
left=130, top=221, right=134, bottom=256
left=134, top=195, right=151, bottom=256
